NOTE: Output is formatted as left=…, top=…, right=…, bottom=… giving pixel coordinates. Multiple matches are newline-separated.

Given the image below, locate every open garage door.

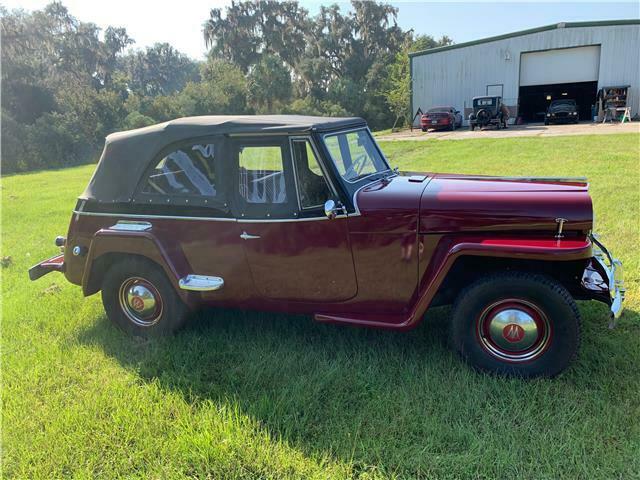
left=518, top=45, right=600, bottom=122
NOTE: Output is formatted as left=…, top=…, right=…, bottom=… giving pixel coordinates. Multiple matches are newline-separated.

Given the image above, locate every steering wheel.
left=344, top=153, right=368, bottom=180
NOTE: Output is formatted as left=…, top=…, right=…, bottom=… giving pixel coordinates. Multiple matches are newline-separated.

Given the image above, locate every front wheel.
left=102, top=258, right=190, bottom=337
left=450, top=272, right=580, bottom=378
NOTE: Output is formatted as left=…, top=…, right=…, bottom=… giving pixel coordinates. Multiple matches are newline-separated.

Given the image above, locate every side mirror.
left=324, top=199, right=345, bottom=219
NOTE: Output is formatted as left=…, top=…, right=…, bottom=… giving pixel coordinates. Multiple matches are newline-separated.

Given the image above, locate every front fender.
left=315, top=236, right=593, bottom=331
left=408, top=235, right=593, bottom=327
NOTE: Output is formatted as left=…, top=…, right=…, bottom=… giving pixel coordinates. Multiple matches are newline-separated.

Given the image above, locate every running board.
left=179, top=275, right=224, bottom=291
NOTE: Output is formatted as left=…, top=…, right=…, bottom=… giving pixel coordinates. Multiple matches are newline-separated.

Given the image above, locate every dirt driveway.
left=376, top=121, right=639, bottom=141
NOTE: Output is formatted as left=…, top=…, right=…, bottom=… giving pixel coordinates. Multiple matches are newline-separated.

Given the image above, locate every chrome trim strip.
left=74, top=210, right=349, bottom=223
left=351, top=180, right=376, bottom=216
left=453, top=175, right=587, bottom=183
left=179, top=274, right=224, bottom=291
left=73, top=210, right=237, bottom=222
left=109, top=221, right=152, bottom=232
left=238, top=214, right=348, bottom=223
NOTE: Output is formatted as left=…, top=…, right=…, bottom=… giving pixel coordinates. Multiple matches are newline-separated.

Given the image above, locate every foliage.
left=247, top=55, right=293, bottom=112
left=1, top=1, right=453, bottom=174
left=2, top=134, right=639, bottom=478
left=119, top=43, right=199, bottom=97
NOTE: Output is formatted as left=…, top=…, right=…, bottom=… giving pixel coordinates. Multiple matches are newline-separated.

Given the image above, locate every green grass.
left=2, top=134, right=639, bottom=479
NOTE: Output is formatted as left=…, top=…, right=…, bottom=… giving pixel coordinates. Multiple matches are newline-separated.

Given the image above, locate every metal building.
left=410, top=20, right=640, bottom=126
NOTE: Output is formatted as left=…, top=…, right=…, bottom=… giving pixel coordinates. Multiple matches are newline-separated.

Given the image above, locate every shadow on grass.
left=76, top=302, right=640, bottom=472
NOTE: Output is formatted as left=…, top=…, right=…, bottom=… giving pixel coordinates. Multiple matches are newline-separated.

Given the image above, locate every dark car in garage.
left=421, top=106, right=463, bottom=132
left=545, top=99, right=579, bottom=125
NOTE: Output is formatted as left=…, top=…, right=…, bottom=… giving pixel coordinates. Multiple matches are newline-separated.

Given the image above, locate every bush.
left=123, top=111, right=156, bottom=130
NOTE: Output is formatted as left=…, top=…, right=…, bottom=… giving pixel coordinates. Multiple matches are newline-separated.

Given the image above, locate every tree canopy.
left=1, top=1, right=452, bottom=174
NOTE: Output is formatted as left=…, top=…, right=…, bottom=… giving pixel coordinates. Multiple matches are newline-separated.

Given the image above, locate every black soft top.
left=82, top=115, right=365, bottom=203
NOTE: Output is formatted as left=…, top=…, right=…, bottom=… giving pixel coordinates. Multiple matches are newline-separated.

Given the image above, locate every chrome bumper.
left=591, top=235, right=625, bottom=325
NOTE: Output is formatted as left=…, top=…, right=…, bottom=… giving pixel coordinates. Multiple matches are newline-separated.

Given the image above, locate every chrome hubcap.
left=118, top=277, right=162, bottom=327
left=477, top=300, right=552, bottom=362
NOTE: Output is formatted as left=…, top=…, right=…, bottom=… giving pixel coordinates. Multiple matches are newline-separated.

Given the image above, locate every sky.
left=3, top=0, right=639, bottom=60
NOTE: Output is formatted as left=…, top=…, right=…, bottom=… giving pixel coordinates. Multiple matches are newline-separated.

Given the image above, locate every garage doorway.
left=518, top=81, right=598, bottom=122
left=518, top=45, right=600, bottom=123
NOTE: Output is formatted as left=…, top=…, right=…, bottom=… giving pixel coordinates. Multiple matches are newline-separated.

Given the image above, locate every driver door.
left=231, top=136, right=357, bottom=302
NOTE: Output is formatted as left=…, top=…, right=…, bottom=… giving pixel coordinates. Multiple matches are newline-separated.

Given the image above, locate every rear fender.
left=82, top=229, right=192, bottom=303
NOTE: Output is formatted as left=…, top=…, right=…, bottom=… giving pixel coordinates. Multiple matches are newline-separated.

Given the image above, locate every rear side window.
left=141, top=143, right=217, bottom=197
left=238, top=145, right=287, bottom=204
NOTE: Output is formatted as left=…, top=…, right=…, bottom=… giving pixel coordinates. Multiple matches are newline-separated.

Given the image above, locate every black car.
left=545, top=99, right=579, bottom=125
left=468, top=96, right=509, bottom=130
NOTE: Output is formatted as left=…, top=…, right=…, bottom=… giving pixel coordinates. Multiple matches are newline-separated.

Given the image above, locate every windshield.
left=428, top=107, right=450, bottom=113
left=475, top=98, right=495, bottom=107
left=323, top=129, right=389, bottom=183
left=550, top=100, right=576, bottom=107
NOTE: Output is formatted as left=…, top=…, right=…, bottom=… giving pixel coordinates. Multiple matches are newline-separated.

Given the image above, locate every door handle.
left=240, top=231, right=260, bottom=240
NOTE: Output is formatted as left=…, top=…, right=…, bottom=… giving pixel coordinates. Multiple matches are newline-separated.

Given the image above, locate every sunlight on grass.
left=2, top=134, right=639, bottom=478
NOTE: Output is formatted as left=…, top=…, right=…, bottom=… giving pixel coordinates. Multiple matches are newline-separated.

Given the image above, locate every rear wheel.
left=102, top=258, right=189, bottom=337
left=450, top=272, right=580, bottom=378
left=421, top=127, right=428, bottom=132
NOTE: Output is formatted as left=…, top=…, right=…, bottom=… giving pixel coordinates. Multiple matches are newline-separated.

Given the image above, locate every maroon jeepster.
left=29, top=115, right=625, bottom=377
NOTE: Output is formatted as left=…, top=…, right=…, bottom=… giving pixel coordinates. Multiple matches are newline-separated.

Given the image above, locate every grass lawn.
left=2, top=134, right=639, bottom=479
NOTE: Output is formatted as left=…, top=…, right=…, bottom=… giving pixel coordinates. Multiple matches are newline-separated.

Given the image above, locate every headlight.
left=572, top=112, right=577, bottom=115
left=546, top=113, right=551, bottom=117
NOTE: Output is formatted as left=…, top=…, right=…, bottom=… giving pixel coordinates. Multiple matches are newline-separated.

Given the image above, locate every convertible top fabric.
left=82, top=115, right=365, bottom=203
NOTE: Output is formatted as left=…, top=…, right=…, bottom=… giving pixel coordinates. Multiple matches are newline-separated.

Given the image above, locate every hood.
left=419, top=173, right=592, bottom=234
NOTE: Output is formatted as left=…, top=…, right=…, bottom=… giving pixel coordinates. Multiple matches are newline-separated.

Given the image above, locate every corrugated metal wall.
left=411, top=24, right=640, bottom=126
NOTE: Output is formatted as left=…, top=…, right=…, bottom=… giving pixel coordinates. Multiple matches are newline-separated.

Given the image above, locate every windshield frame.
left=321, top=127, right=391, bottom=185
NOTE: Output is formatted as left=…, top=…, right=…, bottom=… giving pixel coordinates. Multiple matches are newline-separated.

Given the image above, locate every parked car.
left=30, top=115, right=625, bottom=378
left=420, top=106, right=463, bottom=132
left=545, top=99, right=579, bottom=125
left=469, top=96, right=509, bottom=130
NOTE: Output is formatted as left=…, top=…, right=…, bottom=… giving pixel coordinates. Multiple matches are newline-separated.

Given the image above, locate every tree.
left=247, top=55, right=292, bottom=112
left=199, top=57, right=249, bottom=113
left=203, top=1, right=309, bottom=72
left=120, top=43, right=199, bottom=96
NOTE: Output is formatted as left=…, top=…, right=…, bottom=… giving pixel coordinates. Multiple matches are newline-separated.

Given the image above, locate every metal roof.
left=409, top=19, right=640, bottom=58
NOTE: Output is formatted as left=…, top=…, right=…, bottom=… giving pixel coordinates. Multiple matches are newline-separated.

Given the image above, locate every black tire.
left=470, top=124, right=475, bottom=131
left=450, top=272, right=580, bottom=378
left=544, top=120, right=549, bottom=125
left=421, top=127, right=428, bottom=132
left=449, top=121, right=455, bottom=131
left=101, top=257, right=189, bottom=337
